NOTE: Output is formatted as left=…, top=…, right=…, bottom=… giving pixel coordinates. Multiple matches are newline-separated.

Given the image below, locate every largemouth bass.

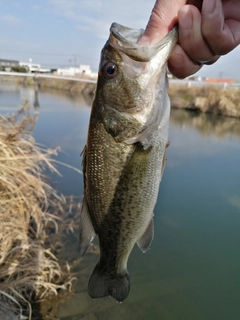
left=80, top=22, right=177, bottom=302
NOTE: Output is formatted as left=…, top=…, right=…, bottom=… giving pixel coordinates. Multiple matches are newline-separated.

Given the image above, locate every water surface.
left=1, top=84, right=240, bottom=320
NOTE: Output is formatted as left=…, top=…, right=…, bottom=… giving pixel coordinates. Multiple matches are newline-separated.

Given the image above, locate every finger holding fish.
left=201, top=0, right=240, bottom=55
left=177, top=5, right=220, bottom=65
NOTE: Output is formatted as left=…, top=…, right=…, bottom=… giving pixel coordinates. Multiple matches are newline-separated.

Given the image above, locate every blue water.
left=1, top=83, right=240, bottom=320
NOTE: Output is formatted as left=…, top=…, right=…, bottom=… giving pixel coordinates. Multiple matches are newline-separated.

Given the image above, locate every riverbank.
left=1, top=73, right=240, bottom=118
left=169, top=84, right=240, bottom=118
left=0, top=105, right=82, bottom=319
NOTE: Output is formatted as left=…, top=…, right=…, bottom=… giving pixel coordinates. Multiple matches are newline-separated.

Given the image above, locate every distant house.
left=78, top=64, right=91, bottom=75
left=19, top=61, right=41, bottom=73
left=19, top=59, right=50, bottom=73
left=56, top=67, right=79, bottom=77
left=56, top=64, right=92, bottom=77
left=0, top=59, right=19, bottom=70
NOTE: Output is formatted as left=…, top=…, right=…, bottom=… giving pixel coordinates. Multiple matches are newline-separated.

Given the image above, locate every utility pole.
left=73, top=55, right=77, bottom=67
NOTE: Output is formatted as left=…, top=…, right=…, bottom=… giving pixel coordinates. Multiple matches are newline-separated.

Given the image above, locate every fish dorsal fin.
left=137, top=217, right=154, bottom=253
left=79, top=198, right=96, bottom=256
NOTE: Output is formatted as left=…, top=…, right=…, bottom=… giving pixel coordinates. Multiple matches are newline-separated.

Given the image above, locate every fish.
left=80, top=22, right=178, bottom=302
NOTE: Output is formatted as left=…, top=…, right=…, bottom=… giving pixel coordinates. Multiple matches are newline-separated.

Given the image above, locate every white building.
left=79, top=64, right=91, bottom=74
left=56, top=64, right=92, bottom=77
left=56, top=67, right=79, bottom=77
left=19, top=59, right=50, bottom=73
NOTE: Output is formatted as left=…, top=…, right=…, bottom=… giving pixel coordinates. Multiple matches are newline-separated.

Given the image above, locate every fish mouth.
left=109, top=22, right=178, bottom=62
left=110, top=23, right=144, bottom=46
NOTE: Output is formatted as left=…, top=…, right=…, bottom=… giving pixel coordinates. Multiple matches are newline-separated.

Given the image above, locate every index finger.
left=138, top=0, right=187, bottom=45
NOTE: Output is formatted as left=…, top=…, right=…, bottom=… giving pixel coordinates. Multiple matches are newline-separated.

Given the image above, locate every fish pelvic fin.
left=88, top=263, right=130, bottom=303
left=137, top=217, right=154, bottom=253
left=79, top=198, right=96, bottom=256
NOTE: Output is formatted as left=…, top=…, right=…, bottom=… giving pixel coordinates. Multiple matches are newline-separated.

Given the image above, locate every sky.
left=0, top=0, right=239, bottom=79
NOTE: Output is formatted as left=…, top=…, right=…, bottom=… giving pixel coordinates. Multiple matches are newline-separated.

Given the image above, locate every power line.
left=0, top=49, right=99, bottom=61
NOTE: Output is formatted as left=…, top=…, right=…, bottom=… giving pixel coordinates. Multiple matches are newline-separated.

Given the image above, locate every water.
left=1, top=84, right=240, bottom=320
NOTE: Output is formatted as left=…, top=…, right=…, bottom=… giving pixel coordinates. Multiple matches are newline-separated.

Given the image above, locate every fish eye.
left=103, top=62, right=118, bottom=79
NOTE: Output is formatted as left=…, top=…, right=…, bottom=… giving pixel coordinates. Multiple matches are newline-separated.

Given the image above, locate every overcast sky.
left=0, top=0, right=239, bottom=79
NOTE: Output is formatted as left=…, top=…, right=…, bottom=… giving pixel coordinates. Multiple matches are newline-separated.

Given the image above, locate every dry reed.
left=169, top=84, right=240, bottom=118
left=0, top=104, right=77, bottom=319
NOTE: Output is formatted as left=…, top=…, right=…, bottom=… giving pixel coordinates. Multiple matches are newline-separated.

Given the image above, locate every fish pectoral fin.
left=80, top=145, right=86, bottom=172
left=137, top=217, right=154, bottom=253
left=79, top=198, right=96, bottom=256
left=161, top=150, right=167, bottom=177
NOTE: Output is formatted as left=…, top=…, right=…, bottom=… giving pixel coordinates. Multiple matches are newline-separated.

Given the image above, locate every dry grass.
left=0, top=104, right=78, bottom=319
left=169, top=84, right=240, bottom=118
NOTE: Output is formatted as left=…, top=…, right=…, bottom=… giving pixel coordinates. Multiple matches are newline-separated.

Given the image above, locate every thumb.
left=138, top=0, right=186, bottom=45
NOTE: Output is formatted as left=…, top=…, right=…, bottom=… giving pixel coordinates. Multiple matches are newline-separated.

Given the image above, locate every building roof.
left=205, top=77, right=235, bottom=83
left=0, top=58, right=19, bottom=64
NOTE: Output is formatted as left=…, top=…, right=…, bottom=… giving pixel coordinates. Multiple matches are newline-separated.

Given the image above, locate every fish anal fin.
left=137, top=217, right=154, bottom=253
left=79, top=198, right=96, bottom=256
left=88, top=263, right=130, bottom=303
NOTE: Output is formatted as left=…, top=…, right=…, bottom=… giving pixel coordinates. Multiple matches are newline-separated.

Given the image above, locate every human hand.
left=138, top=0, right=240, bottom=78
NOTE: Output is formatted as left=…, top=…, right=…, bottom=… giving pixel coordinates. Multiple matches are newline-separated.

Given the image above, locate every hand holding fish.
left=139, top=0, right=240, bottom=78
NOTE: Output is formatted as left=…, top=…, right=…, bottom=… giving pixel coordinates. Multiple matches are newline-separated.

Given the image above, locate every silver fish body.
left=80, top=22, right=177, bottom=302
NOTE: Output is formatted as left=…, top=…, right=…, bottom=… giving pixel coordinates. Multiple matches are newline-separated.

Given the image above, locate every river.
left=1, top=83, right=240, bottom=320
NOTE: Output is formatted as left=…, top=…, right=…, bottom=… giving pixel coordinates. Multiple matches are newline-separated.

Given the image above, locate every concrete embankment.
left=0, top=72, right=96, bottom=95
left=1, top=73, right=240, bottom=118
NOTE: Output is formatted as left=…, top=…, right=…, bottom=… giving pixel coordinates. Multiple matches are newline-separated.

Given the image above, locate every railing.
left=0, top=71, right=97, bottom=84
left=169, top=78, right=240, bottom=89
left=0, top=71, right=239, bottom=88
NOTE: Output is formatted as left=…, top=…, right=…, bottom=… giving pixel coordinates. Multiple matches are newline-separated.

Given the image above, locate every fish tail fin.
left=88, top=263, right=130, bottom=303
